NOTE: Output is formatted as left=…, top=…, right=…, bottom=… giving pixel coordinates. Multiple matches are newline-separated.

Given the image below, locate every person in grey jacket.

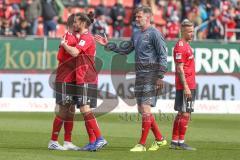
left=22, top=0, right=42, bottom=35
left=41, top=0, right=58, bottom=37
left=95, top=6, right=168, bottom=152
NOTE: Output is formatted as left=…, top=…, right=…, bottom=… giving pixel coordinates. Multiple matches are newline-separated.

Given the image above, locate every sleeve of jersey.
left=174, top=45, right=186, bottom=63
left=76, top=37, right=92, bottom=54
left=57, top=46, right=65, bottom=62
left=152, top=31, right=168, bottom=78
left=66, top=34, right=78, bottom=46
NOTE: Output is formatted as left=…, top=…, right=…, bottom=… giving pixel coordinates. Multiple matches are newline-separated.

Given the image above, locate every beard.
left=136, top=21, right=146, bottom=28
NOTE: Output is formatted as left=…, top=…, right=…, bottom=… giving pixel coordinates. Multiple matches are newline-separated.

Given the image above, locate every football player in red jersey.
left=170, top=19, right=196, bottom=150
left=61, top=12, right=107, bottom=151
left=48, top=14, right=81, bottom=151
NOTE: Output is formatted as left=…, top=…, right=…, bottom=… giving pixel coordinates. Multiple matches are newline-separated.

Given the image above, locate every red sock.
left=51, top=116, right=63, bottom=141
left=179, top=115, right=190, bottom=141
left=172, top=114, right=181, bottom=141
left=139, top=113, right=152, bottom=145
left=150, top=114, right=163, bottom=141
left=64, top=117, right=73, bottom=142
left=85, top=122, right=96, bottom=143
left=84, top=112, right=102, bottom=139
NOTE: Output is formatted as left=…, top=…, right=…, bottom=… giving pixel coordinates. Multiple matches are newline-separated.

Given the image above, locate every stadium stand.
left=0, top=0, right=240, bottom=41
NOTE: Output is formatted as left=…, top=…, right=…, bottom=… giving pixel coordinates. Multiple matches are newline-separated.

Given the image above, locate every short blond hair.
left=181, top=19, right=193, bottom=28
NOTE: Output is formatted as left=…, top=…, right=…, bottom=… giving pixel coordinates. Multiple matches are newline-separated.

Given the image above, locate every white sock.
left=179, top=140, right=184, bottom=144
left=172, top=140, right=178, bottom=143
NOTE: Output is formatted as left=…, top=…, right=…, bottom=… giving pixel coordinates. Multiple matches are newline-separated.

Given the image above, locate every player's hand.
left=184, top=86, right=192, bottom=100
left=60, top=34, right=68, bottom=46
left=156, top=78, right=164, bottom=90
left=94, top=34, right=108, bottom=46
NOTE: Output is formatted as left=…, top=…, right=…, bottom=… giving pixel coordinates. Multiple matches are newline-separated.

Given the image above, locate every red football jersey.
left=57, top=32, right=78, bottom=63
left=75, top=32, right=98, bottom=84
left=55, top=32, right=78, bottom=82
left=173, top=39, right=196, bottom=90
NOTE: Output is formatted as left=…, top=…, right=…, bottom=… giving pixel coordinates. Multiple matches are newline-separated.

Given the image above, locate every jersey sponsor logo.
left=176, top=53, right=182, bottom=59
left=79, top=40, right=86, bottom=46
left=188, top=55, right=194, bottom=59
left=179, top=41, right=184, bottom=46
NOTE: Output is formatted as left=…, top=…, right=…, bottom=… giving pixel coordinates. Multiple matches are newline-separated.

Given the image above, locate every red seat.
left=62, top=7, right=86, bottom=22
left=56, top=24, right=66, bottom=37
left=38, top=16, right=43, bottom=23
left=107, top=25, right=113, bottom=38
left=153, top=14, right=166, bottom=26
left=124, top=8, right=132, bottom=24
left=122, top=0, right=133, bottom=8
left=71, top=7, right=85, bottom=14
left=5, top=0, right=21, bottom=4
left=36, top=23, right=44, bottom=36
left=87, top=7, right=95, bottom=13
left=5, top=5, right=14, bottom=19
left=105, top=1, right=115, bottom=7
left=20, top=9, right=24, bottom=18
left=88, top=0, right=101, bottom=7
left=62, top=8, right=70, bottom=22
left=89, top=0, right=116, bottom=7
left=123, top=26, right=132, bottom=37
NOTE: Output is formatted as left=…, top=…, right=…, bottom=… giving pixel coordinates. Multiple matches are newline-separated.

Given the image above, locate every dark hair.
left=134, top=6, right=152, bottom=15
left=67, top=13, right=75, bottom=28
left=20, top=18, right=28, bottom=25
left=75, top=11, right=95, bottom=28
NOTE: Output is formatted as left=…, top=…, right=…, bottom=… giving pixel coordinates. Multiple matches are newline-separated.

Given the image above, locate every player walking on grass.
left=170, top=19, right=196, bottom=151
left=95, top=6, right=168, bottom=152
left=61, top=12, right=107, bottom=152
left=48, top=14, right=81, bottom=151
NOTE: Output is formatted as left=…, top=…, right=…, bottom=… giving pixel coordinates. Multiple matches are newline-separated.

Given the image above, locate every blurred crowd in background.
left=0, top=0, right=240, bottom=41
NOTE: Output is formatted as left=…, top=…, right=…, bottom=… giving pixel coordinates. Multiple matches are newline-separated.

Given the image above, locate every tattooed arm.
left=94, top=34, right=134, bottom=55
left=104, top=41, right=134, bottom=55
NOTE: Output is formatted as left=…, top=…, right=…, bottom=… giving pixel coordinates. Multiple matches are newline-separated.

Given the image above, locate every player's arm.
left=94, top=34, right=134, bottom=55
left=105, top=41, right=134, bottom=55
left=152, top=31, right=168, bottom=79
left=61, top=41, right=80, bottom=57
left=176, top=62, right=192, bottom=99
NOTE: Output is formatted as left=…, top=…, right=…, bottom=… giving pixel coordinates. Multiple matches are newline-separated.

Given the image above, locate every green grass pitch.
left=0, top=112, right=239, bottom=160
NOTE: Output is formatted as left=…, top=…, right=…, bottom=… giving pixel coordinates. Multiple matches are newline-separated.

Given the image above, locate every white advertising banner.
left=0, top=73, right=239, bottom=100
left=0, top=98, right=240, bottom=114
left=0, top=73, right=239, bottom=113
